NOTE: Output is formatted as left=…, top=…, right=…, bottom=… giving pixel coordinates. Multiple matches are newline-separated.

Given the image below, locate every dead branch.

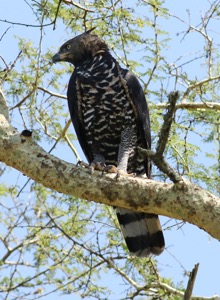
left=139, top=91, right=182, bottom=183
left=184, top=263, right=200, bottom=300
left=156, top=91, right=179, bottom=156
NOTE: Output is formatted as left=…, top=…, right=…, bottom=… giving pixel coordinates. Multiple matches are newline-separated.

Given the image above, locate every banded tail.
left=116, top=208, right=165, bottom=257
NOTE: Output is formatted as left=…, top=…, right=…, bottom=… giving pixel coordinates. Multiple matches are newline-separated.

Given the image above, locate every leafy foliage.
left=0, top=0, right=219, bottom=299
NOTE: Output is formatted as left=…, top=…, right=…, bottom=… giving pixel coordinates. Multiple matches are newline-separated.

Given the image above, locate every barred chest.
left=75, top=55, right=137, bottom=164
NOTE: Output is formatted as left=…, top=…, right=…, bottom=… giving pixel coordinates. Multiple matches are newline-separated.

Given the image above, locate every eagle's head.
left=52, top=29, right=108, bottom=66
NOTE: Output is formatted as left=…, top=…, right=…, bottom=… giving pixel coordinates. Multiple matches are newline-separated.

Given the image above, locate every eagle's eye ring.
left=66, top=44, right=71, bottom=50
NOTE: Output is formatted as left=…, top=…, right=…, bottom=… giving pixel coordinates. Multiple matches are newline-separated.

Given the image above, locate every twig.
left=154, top=102, right=220, bottom=111
left=0, top=55, right=8, bottom=68
left=64, top=134, right=81, bottom=162
left=0, top=18, right=54, bottom=28
left=0, top=50, right=22, bottom=85
left=53, top=0, right=62, bottom=30
left=0, top=27, right=11, bottom=41
left=145, top=5, right=161, bottom=89
left=9, top=90, right=34, bottom=110
left=182, top=75, right=220, bottom=102
left=37, top=86, right=67, bottom=99
left=0, top=0, right=62, bottom=30
left=184, top=263, right=200, bottom=300
left=62, top=0, right=95, bottom=12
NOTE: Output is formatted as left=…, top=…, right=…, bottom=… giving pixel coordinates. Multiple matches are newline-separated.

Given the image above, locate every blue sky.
left=0, top=0, right=220, bottom=299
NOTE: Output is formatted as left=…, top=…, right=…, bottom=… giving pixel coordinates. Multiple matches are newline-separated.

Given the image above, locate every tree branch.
left=37, top=87, right=220, bottom=111
left=155, top=101, right=220, bottom=111
left=140, top=91, right=182, bottom=183
left=62, top=0, right=95, bottom=12
left=184, top=263, right=200, bottom=300
left=0, top=88, right=219, bottom=243
left=156, top=91, right=180, bottom=156
left=0, top=18, right=55, bottom=28
left=138, top=148, right=182, bottom=183
left=182, top=75, right=220, bottom=102
left=37, top=86, right=67, bottom=99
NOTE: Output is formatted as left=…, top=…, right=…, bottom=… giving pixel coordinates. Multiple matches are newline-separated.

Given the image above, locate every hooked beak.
left=52, top=53, right=62, bottom=63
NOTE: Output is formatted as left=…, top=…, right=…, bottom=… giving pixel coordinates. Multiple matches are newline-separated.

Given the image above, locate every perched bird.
left=52, top=29, right=165, bottom=257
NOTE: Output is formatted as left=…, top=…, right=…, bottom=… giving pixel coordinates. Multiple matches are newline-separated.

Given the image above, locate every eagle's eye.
left=66, top=44, right=71, bottom=50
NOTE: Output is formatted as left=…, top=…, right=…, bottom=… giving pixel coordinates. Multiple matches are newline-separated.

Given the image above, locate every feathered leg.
left=116, top=127, right=165, bottom=257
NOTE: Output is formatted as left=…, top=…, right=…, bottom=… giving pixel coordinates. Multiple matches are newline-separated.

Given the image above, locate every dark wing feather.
left=122, top=69, right=152, bottom=178
left=67, top=70, right=94, bottom=163
left=119, top=70, right=165, bottom=256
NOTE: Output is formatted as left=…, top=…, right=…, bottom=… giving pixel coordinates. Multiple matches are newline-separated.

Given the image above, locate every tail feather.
left=144, top=213, right=165, bottom=255
left=116, top=208, right=165, bottom=257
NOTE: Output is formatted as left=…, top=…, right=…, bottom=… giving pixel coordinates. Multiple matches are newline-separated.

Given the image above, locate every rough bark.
left=0, top=87, right=220, bottom=241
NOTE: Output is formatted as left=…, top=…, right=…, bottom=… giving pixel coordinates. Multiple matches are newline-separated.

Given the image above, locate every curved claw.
left=77, top=161, right=90, bottom=169
left=89, top=162, right=106, bottom=174
left=102, top=166, right=129, bottom=181
left=115, top=169, right=129, bottom=180
left=102, top=165, right=118, bottom=174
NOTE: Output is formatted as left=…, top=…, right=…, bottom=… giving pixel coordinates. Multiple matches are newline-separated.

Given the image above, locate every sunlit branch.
left=0, top=50, right=22, bottom=85
left=0, top=18, right=54, bottom=28
left=62, top=0, right=95, bottom=12
left=155, top=101, right=220, bottom=111
left=139, top=91, right=182, bottom=183
left=182, top=75, right=220, bottom=102
left=184, top=263, right=199, bottom=300
left=38, top=87, right=220, bottom=111
left=38, top=86, right=67, bottom=99
left=156, top=91, right=179, bottom=156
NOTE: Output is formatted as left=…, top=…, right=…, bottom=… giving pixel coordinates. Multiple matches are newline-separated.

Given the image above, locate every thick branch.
left=1, top=139, right=219, bottom=239
left=138, top=148, right=182, bottom=183
left=147, top=91, right=182, bottom=183
left=0, top=88, right=219, bottom=242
